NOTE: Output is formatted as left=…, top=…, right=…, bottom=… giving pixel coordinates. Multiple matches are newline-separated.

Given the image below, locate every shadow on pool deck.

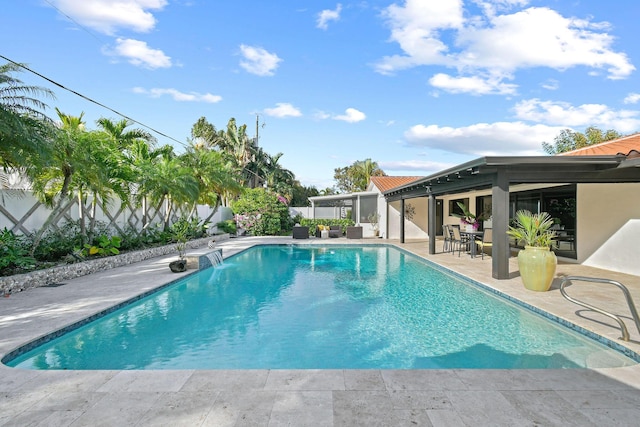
left=2, top=236, right=640, bottom=426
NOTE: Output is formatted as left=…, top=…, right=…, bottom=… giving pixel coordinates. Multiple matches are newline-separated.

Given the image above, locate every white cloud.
left=264, top=103, right=302, bottom=118
left=317, top=4, right=342, bottom=30
left=132, top=87, right=222, bottom=103
left=239, top=45, right=282, bottom=76
left=404, top=121, right=566, bottom=156
left=313, top=110, right=331, bottom=120
left=49, top=0, right=167, bottom=35
left=376, top=1, right=634, bottom=93
left=429, top=73, right=517, bottom=95
left=541, top=79, right=559, bottom=90
left=108, top=38, right=172, bottom=69
left=405, top=98, right=640, bottom=157
left=333, top=108, right=366, bottom=123
left=514, top=98, right=640, bottom=132
left=376, top=0, right=464, bottom=75
left=624, top=93, right=640, bottom=104
left=457, top=8, right=633, bottom=79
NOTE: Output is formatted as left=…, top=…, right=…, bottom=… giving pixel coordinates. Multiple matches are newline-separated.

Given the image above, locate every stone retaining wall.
left=0, top=234, right=230, bottom=295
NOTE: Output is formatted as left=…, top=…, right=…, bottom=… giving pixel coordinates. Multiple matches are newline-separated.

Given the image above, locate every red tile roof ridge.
left=558, top=132, right=640, bottom=156
left=370, top=176, right=423, bottom=192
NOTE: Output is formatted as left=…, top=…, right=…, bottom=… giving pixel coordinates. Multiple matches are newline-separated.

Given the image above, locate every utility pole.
left=255, top=114, right=259, bottom=147
left=255, top=114, right=265, bottom=147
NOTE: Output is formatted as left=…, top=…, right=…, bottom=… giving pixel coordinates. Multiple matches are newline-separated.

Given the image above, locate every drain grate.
left=43, top=283, right=66, bottom=288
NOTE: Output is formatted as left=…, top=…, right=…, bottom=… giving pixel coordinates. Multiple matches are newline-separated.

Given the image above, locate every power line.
left=42, top=0, right=106, bottom=45
left=41, top=0, right=170, bottom=92
left=1, top=56, right=281, bottom=185
left=0, top=54, right=187, bottom=147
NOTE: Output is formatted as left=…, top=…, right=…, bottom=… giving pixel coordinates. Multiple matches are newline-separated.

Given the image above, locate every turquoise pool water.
left=6, top=245, right=638, bottom=369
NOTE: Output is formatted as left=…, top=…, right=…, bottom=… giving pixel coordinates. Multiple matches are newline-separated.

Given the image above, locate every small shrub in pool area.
left=299, top=218, right=354, bottom=236
left=216, top=220, right=237, bottom=235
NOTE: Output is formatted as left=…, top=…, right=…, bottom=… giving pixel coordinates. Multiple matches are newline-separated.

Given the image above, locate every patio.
left=2, top=236, right=640, bottom=426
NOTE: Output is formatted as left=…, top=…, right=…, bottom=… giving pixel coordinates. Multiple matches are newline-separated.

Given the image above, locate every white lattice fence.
left=0, top=190, right=230, bottom=237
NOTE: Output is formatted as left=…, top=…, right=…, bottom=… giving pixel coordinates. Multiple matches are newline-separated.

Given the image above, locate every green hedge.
left=298, top=218, right=355, bottom=237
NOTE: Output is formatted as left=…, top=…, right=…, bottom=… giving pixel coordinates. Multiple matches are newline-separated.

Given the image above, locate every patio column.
left=428, top=194, right=436, bottom=254
left=385, top=201, right=389, bottom=239
left=311, top=201, right=315, bottom=219
left=492, top=170, right=510, bottom=279
left=400, top=198, right=405, bottom=243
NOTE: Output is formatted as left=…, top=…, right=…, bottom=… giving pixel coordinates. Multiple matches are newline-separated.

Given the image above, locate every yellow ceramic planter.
left=517, top=246, right=557, bottom=291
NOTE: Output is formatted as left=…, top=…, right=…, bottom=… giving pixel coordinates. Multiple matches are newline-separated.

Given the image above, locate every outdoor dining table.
left=460, top=230, right=484, bottom=258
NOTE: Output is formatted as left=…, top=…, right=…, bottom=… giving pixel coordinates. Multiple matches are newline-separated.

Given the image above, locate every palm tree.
left=126, top=140, right=175, bottom=230
left=0, top=62, right=55, bottom=178
left=190, top=116, right=223, bottom=149
left=180, top=144, right=243, bottom=223
left=353, top=158, right=386, bottom=191
left=29, top=109, right=93, bottom=253
left=263, top=152, right=295, bottom=201
left=245, top=146, right=268, bottom=189
left=95, top=117, right=160, bottom=233
left=97, top=117, right=156, bottom=150
left=216, top=118, right=257, bottom=187
left=141, top=154, right=200, bottom=230
left=77, top=129, right=132, bottom=238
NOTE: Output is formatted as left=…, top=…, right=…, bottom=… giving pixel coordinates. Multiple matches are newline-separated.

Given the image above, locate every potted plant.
left=169, top=220, right=189, bottom=273
left=453, top=202, right=487, bottom=232
left=506, top=210, right=557, bottom=291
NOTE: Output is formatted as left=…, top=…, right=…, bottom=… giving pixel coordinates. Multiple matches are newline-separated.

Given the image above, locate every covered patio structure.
left=383, top=154, right=640, bottom=280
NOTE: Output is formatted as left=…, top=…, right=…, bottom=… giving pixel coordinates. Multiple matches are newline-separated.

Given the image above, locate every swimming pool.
left=5, top=245, right=638, bottom=370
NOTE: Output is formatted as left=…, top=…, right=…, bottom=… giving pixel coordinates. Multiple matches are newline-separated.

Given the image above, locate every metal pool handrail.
left=560, top=275, right=640, bottom=342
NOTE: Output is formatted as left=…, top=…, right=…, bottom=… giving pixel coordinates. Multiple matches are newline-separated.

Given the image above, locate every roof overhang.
left=309, top=191, right=378, bottom=203
left=383, top=155, right=640, bottom=201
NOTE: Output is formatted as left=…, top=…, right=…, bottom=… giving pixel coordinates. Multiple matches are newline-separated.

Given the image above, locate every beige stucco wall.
left=386, top=198, right=429, bottom=240
left=578, top=183, right=640, bottom=276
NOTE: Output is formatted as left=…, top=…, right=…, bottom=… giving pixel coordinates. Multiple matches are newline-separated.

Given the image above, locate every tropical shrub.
left=232, top=188, right=292, bottom=236
left=169, top=217, right=208, bottom=241
left=216, top=219, right=237, bottom=234
left=0, top=228, right=36, bottom=276
left=30, top=221, right=84, bottom=262
left=299, top=218, right=354, bottom=236
left=82, top=235, right=122, bottom=257
left=507, top=210, right=557, bottom=248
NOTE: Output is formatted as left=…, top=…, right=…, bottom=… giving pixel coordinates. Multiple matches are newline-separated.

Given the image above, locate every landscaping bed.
left=0, top=234, right=229, bottom=295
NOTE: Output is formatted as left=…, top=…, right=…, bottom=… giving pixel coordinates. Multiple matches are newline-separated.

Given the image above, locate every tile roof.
left=559, top=133, right=640, bottom=157
left=370, top=176, right=423, bottom=192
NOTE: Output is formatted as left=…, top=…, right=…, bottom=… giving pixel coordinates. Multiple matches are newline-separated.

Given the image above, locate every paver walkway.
left=2, top=236, right=640, bottom=426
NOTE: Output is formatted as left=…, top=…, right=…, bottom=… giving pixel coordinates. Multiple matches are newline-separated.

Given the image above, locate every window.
left=449, top=198, right=469, bottom=217
left=359, top=195, right=377, bottom=223
left=509, top=185, right=576, bottom=259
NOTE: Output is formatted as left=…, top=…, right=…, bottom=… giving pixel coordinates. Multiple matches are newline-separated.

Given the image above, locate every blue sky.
left=4, top=0, right=640, bottom=189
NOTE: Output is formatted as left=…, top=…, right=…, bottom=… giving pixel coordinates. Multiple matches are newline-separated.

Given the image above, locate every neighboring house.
left=381, top=134, right=640, bottom=278
left=306, top=177, right=422, bottom=238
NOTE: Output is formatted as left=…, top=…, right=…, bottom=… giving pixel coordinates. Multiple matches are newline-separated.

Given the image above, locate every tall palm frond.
left=0, top=62, right=56, bottom=170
